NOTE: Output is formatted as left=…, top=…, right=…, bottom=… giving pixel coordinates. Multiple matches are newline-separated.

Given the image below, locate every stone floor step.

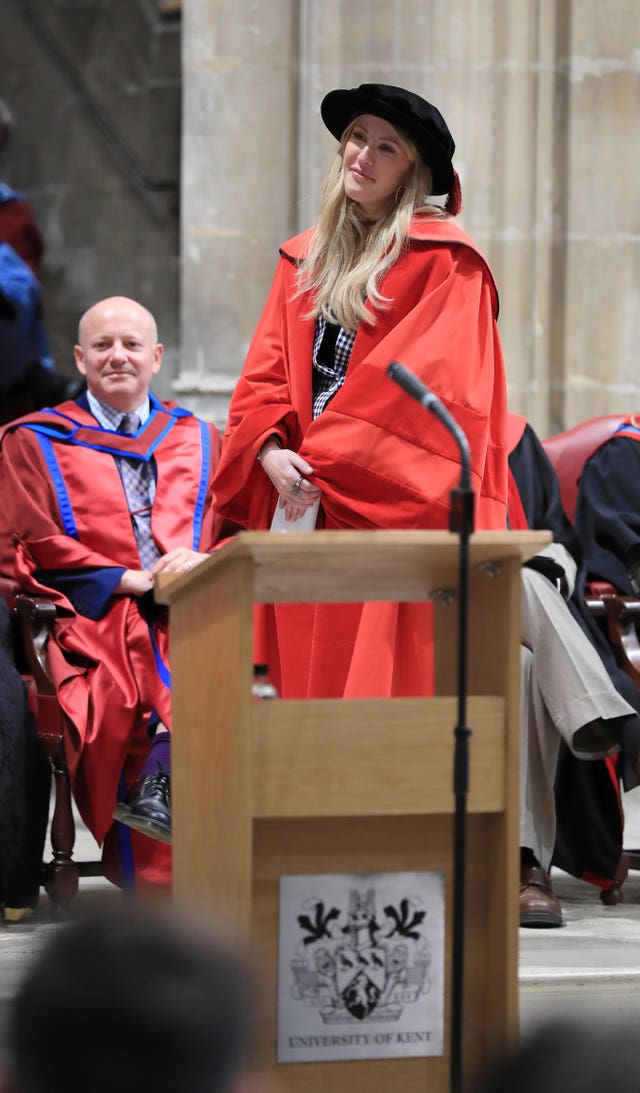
left=519, top=869, right=640, bottom=1030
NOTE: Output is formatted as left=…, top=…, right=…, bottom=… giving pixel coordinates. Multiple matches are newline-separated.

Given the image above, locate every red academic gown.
left=0, top=395, right=227, bottom=888
left=213, top=216, right=509, bottom=698
left=0, top=189, right=44, bottom=276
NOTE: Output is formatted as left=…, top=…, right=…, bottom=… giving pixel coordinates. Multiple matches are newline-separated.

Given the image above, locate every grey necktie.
left=118, top=413, right=161, bottom=568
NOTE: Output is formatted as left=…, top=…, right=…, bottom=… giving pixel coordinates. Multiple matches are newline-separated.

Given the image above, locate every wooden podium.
left=156, top=528, right=549, bottom=1093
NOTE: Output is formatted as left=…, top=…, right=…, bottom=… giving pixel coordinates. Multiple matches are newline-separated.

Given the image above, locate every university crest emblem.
left=278, top=872, right=444, bottom=1062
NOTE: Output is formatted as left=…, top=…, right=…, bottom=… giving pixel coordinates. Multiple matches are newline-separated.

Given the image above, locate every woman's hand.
left=259, top=445, right=322, bottom=522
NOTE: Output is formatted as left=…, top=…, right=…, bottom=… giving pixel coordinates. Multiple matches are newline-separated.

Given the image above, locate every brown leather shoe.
left=520, top=863, right=563, bottom=928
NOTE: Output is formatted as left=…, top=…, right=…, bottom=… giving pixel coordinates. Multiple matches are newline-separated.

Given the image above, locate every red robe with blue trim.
left=0, top=394, right=227, bottom=887
left=212, top=216, right=509, bottom=698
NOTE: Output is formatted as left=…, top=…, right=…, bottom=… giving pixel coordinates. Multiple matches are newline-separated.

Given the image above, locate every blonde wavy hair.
left=296, top=119, right=448, bottom=331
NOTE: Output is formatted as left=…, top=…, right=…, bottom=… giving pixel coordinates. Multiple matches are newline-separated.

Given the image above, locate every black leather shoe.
left=520, top=863, right=563, bottom=928
left=113, top=769, right=172, bottom=844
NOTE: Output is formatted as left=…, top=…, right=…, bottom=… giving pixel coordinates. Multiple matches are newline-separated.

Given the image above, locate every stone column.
left=175, top=0, right=298, bottom=425
left=557, top=1, right=640, bottom=429
left=296, top=0, right=553, bottom=423
left=483, top=0, right=562, bottom=436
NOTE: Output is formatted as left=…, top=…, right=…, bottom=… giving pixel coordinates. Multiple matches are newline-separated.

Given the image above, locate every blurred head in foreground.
left=478, top=1018, right=640, bottom=1093
left=2, top=902, right=262, bottom=1093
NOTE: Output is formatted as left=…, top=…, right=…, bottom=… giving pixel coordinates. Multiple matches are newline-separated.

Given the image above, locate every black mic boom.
left=386, top=361, right=471, bottom=488
left=387, top=361, right=443, bottom=415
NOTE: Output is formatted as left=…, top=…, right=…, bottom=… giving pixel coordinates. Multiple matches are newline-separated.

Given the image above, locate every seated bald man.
left=0, top=297, right=235, bottom=889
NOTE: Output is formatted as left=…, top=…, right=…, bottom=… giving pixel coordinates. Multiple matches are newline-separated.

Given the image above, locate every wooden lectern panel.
left=159, top=530, right=549, bottom=1093
left=253, top=812, right=494, bottom=1093
left=155, top=528, right=550, bottom=606
left=251, top=696, right=506, bottom=817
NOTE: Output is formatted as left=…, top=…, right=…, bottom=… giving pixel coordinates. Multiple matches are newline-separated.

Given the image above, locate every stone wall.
left=3, top=1, right=639, bottom=433
left=1, top=0, right=181, bottom=396
left=178, top=0, right=640, bottom=435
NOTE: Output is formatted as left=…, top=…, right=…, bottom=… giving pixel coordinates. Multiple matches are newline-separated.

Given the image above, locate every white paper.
left=277, top=871, right=445, bottom=1063
left=270, top=497, right=320, bottom=533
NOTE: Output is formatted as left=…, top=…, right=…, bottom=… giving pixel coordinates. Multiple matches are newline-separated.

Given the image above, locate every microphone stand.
left=387, top=363, right=475, bottom=1093
left=448, top=453, right=475, bottom=1093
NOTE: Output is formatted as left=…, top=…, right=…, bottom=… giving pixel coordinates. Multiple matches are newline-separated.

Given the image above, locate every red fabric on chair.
left=542, top=414, right=627, bottom=522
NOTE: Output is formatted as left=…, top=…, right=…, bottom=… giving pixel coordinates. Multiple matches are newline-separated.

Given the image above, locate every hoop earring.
left=394, top=186, right=404, bottom=203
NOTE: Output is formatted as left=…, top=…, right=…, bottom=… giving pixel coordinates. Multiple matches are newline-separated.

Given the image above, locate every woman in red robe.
left=212, top=82, right=509, bottom=699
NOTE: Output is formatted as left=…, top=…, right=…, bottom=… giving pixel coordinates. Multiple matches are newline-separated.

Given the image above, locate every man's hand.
left=259, top=446, right=322, bottom=522
left=150, top=548, right=210, bottom=576
left=114, top=569, right=155, bottom=597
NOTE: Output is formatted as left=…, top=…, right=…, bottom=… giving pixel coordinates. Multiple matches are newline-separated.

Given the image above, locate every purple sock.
left=140, top=733, right=171, bottom=777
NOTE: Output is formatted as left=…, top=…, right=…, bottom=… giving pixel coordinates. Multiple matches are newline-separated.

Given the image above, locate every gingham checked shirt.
left=312, top=315, right=357, bottom=418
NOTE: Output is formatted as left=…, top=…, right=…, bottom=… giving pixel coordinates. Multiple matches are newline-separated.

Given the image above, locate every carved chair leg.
left=43, top=753, right=79, bottom=909
left=600, top=850, right=629, bottom=906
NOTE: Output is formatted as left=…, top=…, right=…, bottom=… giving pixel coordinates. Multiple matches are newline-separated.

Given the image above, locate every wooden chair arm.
left=0, top=577, right=59, bottom=698
left=13, top=593, right=58, bottom=697
left=585, top=583, right=640, bottom=689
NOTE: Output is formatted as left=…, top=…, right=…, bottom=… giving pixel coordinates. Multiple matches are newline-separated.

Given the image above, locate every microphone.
left=387, top=361, right=471, bottom=489
left=387, top=360, right=443, bottom=414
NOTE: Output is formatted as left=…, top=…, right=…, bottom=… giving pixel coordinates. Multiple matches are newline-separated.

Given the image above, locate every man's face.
left=73, top=297, right=163, bottom=412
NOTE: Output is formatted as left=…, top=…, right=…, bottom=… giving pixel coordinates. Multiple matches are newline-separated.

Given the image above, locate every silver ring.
left=293, top=475, right=303, bottom=493
left=185, top=562, right=192, bottom=570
